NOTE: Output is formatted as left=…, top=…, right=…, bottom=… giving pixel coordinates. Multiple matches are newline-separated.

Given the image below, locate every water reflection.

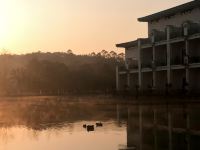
left=122, top=103, right=200, bottom=150
left=0, top=97, right=127, bottom=150
left=0, top=98, right=123, bottom=129
left=0, top=97, right=200, bottom=150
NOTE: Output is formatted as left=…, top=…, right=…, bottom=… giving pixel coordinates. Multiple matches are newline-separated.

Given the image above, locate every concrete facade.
left=116, top=0, right=200, bottom=94
left=148, top=8, right=200, bottom=35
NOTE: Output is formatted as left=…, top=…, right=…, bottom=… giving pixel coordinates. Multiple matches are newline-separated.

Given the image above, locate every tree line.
left=0, top=50, right=124, bottom=95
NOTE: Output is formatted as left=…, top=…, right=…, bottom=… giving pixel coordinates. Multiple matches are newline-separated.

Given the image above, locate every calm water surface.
left=0, top=96, right=200, bottom=150
left=0, top=97, right=127, bottom=150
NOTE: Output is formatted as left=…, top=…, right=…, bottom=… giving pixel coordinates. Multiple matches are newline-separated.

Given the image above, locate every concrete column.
left=138, top=39, right=142, bottom=89
left=152, top=45, right=156, bottom=88
left=185, top=39, right=189, bottom=86
left=116, top=66, right=119, bottom=91
left=127, top=73, right=130, bottom=89
left=166, top=26, right=171, bottom=85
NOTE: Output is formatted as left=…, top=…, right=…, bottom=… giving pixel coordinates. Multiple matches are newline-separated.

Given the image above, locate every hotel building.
left=116, top=0, right=200, bottom=94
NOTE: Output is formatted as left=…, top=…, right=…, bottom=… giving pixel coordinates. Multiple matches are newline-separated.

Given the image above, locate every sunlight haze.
left=0, top=0, right=191, bottom=54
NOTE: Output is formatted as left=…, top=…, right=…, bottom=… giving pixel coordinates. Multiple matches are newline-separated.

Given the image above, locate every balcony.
left=118, top=63, right=139, bottom=74
left=190, top=56, right=200, bottom=64
left=151, top=30, right=166, bottom=42
left=141, top=63, right=152, bottom=69
left=129, top=64, right=138, bottom=70
left=171, top=41, right=185, bottom=66
left=170, top=26, right=183, bottom=39
left=119, top=65, right=128, bottom=72
left=155, top=61, right=167, bottom=67
left=171, top=57, right=183, bottom=65
left=188, top=22, right=200, bottom=36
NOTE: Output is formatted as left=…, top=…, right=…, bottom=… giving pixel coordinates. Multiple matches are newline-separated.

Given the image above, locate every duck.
left=96, top=122, right=103, bottom=127
left=87, top=125, right=94, bottom=132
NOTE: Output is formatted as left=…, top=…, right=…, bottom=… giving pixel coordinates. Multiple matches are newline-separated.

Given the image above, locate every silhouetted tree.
left=100, top=50, right=108, bottom=57
left=117, top=53, right=125, bottom=60
left=67, top=49, right=73, bottom=55
left=110, top=51, right=117, bottom=58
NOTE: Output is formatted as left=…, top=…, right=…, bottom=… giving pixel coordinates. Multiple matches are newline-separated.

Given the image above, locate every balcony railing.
left=155, top=61, right=167, bottom=67
left=188, top=23, right=200, bottom=35
left=118, top=64, right=138, bottom=72
left=170, top=26, right=183, bottom=39
left=141, top=63, right=152, bottom=68
left=119, top=56, right=200, bottom=72
left=171, top=56, right=200, bottom=65
left=129, top=64, right=138, bottom=70
left=119, top=65, right=127, bottom=72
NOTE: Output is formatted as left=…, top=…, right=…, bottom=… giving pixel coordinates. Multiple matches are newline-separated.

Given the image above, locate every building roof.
left=116, top=38, right=150, bottom=48
left=138, top=0, right=200, bottom=22
left=116, top=40, right=138, bottom=48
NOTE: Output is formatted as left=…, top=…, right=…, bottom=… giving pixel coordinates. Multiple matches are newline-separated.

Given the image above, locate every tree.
left=100, top=50, right=108, bottom=57
left=90, top=52, right=96, bottom=56
left=110, top=51, right=117, bottom=58
left=67, top=49, right=73, bottom=55
left=118, top=53, right=125, bottom=60
left=0, top=51, right=125, bottom=95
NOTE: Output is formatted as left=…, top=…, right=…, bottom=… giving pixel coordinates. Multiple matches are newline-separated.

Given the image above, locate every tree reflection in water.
left=0, top=97, right=200, bottom=150
left=0, top=97, right=127, bottom=150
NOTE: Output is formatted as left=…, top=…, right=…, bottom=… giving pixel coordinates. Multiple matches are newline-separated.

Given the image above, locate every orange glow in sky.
left=0, top=0, right=191, bottom=54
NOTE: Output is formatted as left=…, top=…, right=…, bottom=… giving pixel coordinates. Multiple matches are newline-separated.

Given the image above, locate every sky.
left=0, top=0, right=191, bottom=55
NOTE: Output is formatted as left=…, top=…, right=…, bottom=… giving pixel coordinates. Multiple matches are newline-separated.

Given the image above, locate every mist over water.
left=0, top=97, right=127, bottom=150
left=0, top=96, right=199, bottom=150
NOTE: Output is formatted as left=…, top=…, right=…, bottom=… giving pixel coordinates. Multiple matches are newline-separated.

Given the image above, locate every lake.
left=0, top=96, right=199, bottom=150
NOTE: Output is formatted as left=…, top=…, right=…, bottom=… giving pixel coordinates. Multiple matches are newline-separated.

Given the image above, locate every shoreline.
left=0, top=94, right=199, bottom=105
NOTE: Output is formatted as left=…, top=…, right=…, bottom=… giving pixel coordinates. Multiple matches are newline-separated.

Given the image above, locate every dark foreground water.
left=0, top=96, right=199, bottom=150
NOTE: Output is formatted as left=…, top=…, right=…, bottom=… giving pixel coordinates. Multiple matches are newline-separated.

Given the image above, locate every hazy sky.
left=0, top=0, right=191, bottom=54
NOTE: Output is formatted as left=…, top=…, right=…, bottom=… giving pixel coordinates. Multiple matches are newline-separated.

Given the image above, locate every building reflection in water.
left=0, top=97, right=200, bottom=150
left=119, top=103, right=200, bottom=150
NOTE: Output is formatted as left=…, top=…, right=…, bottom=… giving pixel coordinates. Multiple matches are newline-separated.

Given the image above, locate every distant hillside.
left=0, top=51, right=124, bottom=96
